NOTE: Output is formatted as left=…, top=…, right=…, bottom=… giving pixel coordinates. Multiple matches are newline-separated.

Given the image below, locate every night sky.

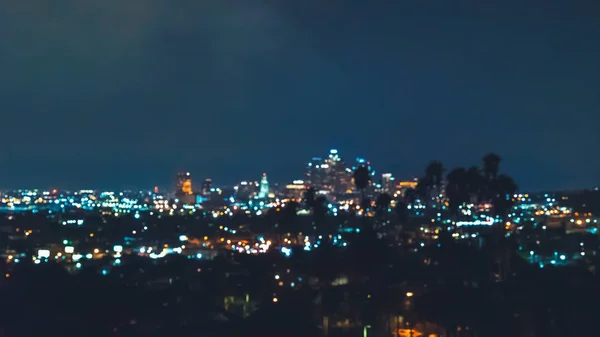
left=1, top=1, right=599, bottom=191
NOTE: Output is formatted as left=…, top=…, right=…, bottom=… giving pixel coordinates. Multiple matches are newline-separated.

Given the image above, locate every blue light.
left=281, top=247, right=292, bottom=257
left=101, top=269, right=108, bottom=275
left=196, top=253, right=203, bottom=259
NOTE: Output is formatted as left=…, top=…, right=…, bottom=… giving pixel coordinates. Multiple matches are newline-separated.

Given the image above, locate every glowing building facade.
left=258, top=173, right=269, bottom=199
left=324, top=149, right=353, bottom=195
left=176, top=172, right=193, bottom=196
left=306, top=157, right=326, bottom=191
left=305, top=149, right=354, bottom=195
left=285, top=180, right=306, bottom=199
left=381, top=173, right=395, bottom=194
left=201, top=178, right=212, bottom=197
left=175, top=172, right=194, bottom=204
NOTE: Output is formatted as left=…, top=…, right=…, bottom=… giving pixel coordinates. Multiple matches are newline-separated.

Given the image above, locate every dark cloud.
left=0, top=1, right=599, bottom=190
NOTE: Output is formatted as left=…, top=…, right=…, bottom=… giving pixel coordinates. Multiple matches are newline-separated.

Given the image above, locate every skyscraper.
left=306, top=157, right=326, bottom=190
left=324, top=149, right=354, bottom=195
left=381, top=173, right=395, bottom=194
left=258, top=173, right=269, bottom=199
left=175, top=172, right=193, bottom=197
left=306, top=150, right=353, bottom=195
left=201, top=178, right=212, bottom=197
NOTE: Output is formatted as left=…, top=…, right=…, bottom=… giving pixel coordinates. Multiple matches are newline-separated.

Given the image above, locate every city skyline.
left=2, top=2, right=600, bottom=336
left=1, top=1, right=599, bottom=191
left=0, top=147, right=597, bottom=193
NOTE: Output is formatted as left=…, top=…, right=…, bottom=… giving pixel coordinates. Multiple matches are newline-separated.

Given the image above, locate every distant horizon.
left=1, top=178, right=597, bottom=195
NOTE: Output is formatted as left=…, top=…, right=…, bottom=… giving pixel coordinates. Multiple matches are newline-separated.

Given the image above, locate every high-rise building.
left=396, top=179, right=418, bottom=198
left=258, top=173, right=269, bottom=199
left=201, top=178, right=212, bottom=197
left=285, top=180, right=306, bottom=199
left=235, top=181, right=258, bottom=201
left=306, top=157, right=326, bottom=190
left=325, top=149, right=353, bottom=194
left=381, top=173, right=395, bottom=194
left=306, top=149, right=354, bottom=195
left=175, top=172, right=193, bottom=196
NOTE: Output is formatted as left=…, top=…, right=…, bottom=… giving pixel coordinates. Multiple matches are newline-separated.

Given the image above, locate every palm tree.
left=465, top=166, right=484, bottom=204
left=395, top=201, right=409, bottom=226
left=353, top=165, right=371, bottom=204
left=482, top=153, right=501, bottom=181
left=375, top=193, right=392, bottom=211
left=415, top=176, right=431, bottom=206
left=415, top=161, right=444, bottom=218
left=303, top=187, right=316, bottom=209
left=425, top=161, right=444, bottom=190
left=445, top=168, right=469, bottom=220
left=492, top=174, right=518, bottom=219
left=403, top=188, right=417, bottom=205
left=375, top=193, right=393, bottom=224
left=280, top=201, right=299, bottom=233
left=313, top=196, right=329, bottom=235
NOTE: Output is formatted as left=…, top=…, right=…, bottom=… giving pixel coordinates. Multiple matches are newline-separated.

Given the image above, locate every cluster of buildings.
left=165, top=148, right=417, bottom=208
left=2, top=149, right=599, bottom=276
left=301, top=149, right=416, bottom=198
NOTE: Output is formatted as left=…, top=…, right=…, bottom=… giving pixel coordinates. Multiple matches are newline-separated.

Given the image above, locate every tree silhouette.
left=395, top=201, right=408, bottom=226
left=353, top=165, right=371, bottom=203
left=403, top=188, right=417, bottom=204
left=465, top=166, right=484, bottom=204
left=415, top=176, right=431, bottom=204
left=445, top=168, right=469, bottom=220
left=492, top=174, right=518, bottom=219
left=425, top=160, right=444, bottom=189
left=280, top=201, right=299, bottom=233
left=303, top=187, right=316, bottom=209
left=313, top=196, right=329, bottom=235
left=482, top=153, right=501, bottom=181
left=375, top=193, right=392, bottom=219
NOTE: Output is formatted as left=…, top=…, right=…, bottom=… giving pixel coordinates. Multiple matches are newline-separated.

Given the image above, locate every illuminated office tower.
left=306, top=157, right=326, bottom=190
left=381, top=173, right=395, bottom=194
left=175, top=172, right=193, bottom=197
left=201, top=178, right=212, bottom=197
left=285, top=180, right=307, bottom=199
left=306, top=149, right=353, bottom=194
left=258, top=173, right=269, bottom=199
left=325, top=149, right=353, bottom=194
